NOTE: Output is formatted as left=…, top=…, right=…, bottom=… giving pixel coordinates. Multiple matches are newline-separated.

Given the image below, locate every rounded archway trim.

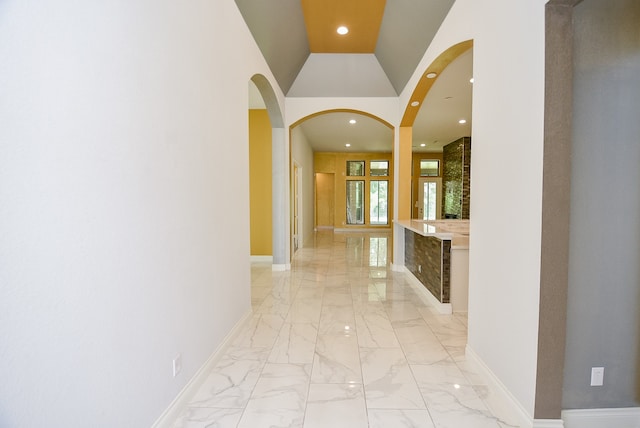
left=251, top=74, right=284, bottom=128
left=290, top=108, right=394, bottom=130
left=401, top=40, right=473, bottom=127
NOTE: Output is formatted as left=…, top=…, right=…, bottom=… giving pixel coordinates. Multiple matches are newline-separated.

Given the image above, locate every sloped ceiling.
left=242, top=0, right=472, bottom=155
left=235, top=0, right=455, bottom=96
left=234, top=0, right=310, bottom=94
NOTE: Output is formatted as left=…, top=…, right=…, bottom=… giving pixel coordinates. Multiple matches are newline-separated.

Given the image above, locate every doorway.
left=315, top=173, right=335, bottom=229
left=417, top=177, right=442, bottom=220
left=292, top=162, right=303, bottom=252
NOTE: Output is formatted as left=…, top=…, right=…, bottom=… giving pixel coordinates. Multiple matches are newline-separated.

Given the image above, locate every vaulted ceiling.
left=241, top=0, right=473, bottom=153
left=235, top=0, right=456, bottom=97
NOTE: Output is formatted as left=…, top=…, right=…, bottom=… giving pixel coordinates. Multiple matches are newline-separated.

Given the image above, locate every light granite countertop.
left=394, top=219, right=469, bottom=249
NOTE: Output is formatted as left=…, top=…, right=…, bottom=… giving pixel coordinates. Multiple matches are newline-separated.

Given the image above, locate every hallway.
left=173, top=231, right=518, bottom=428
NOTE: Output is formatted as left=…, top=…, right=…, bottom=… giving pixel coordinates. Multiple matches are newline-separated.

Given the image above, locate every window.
left=370, top=160, right=389, bottom=176
left=370, top=180, right=388, bottom=225
left=346, top=181, right=365, bottom=224
left=420, top=159, right=439, bottom=176
left=346, top=161, right=365, bottom=176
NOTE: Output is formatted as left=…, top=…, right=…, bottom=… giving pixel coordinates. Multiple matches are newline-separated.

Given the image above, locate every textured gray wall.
left=563, top=0, right=640, bottom=409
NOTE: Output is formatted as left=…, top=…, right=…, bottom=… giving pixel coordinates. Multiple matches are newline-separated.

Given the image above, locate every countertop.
left=394, top=219, right=469, bottom=249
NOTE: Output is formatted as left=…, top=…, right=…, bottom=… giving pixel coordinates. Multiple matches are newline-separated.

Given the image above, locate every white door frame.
left=418, top=177, right=442, bottom=220
left=293, top=161, right=303, bottom=252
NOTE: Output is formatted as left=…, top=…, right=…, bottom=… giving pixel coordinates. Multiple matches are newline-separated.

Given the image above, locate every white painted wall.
left=0, top=1, right=283, bottom=427
left=290, top=127, right=315, bottom=247
left=400, top=0, right=547, bottom=418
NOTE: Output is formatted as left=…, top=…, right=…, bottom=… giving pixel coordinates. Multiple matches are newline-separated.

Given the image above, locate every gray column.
left=272, top=127, right=290, bottom=269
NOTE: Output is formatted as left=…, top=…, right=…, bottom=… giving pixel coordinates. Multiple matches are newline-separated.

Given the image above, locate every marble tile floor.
left=172, top=231, right=520, bottom=428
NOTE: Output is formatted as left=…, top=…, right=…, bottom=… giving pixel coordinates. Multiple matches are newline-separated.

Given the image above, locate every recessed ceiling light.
left=459, top=119, right=467, bottom=124
left=469, top=77, right=474, bottom=83
left=337, top=26, right=349, bottom=35
left=411, top=101, right=420, bottom=107
left=349, top=119, right=356, bottom=124
left=345, top=143, right=351, bottom=147
left=420, top=143, right=426, bottom=147
left=426, top=72, right=437, bottom=79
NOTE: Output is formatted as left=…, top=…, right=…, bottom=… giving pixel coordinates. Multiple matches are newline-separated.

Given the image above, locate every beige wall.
left=249, top=109, right=272, bottom=255
left=314, top=152, right=393, bottom=229
left=315, top=173, right=335, bottom=227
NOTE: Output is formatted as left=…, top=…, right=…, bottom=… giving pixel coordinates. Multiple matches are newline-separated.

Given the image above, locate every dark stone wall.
left=404, top=229, right=451, bottom=303
left=442, top=137, right=471, bottom=219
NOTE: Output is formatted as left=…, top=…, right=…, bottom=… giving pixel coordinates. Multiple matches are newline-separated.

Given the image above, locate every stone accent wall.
left=442, top=137, right=471, bottom=219
left=404, top=229, right=451, bottom=303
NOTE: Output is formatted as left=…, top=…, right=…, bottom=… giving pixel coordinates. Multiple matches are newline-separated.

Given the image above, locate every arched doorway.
left=398, top=40, right=473, bottom=221
left=394, top=41, right=473, bottom=314
left=289, top=109, right=394, bottom=257
left=248, top=74, right=288, bottom=270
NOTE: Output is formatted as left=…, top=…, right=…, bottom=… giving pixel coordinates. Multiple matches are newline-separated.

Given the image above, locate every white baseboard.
left=463, top=346, right=638, bottom=428
left=562, top=407, right=640, bottom=428
left=533, top=420, right=565, bottom=428
left=403, top=267, right=452, bottom=314
left=250, top=255, right=273, bottom=263
left=390, top=262, right=405, bottom=272
left=465, top=345, right=539, bottom=428
left=272, top=263, right=290, bottom=271
left=151, top=309, right=253, bottom=428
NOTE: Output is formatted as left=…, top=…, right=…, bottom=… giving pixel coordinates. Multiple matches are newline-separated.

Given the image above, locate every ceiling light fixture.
left=345, top=143, right=351, bottom=147
left=349, top=119, right=356, bottom=124
left=470, top=77, right=474, bottom=83
left=420, top=143, right=426, bottom=147
left=411, top=101, right=420, bottom=107
left=426, top=72, right=437, bottom=79
left=337, top=26, right=349, bottom=35
left=459, top=119, right=467, bottom=124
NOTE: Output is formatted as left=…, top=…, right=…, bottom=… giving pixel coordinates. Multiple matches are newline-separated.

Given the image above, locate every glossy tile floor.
left=173, top=232, right=519, bottom=428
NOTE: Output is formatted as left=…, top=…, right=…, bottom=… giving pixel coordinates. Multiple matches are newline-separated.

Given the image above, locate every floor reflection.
left=171, top=230, right=519, bottom=428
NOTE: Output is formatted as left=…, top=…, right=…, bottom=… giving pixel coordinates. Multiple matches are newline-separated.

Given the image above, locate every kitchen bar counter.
left=394, top=219, right=469, bottom=249
left=394, top=219, right=469, bottom=313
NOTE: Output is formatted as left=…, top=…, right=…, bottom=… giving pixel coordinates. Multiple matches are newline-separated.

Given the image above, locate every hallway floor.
left=172, top=231, right=519, bottom=428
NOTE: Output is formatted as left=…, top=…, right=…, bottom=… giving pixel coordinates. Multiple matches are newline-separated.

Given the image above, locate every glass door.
left=418, top=177, right=442, bottom=220
left=346, top=180, right=365, bottom=224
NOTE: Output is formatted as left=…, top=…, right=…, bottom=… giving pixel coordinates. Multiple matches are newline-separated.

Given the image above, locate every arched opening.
left=248, top=74, right=288, bottom=271
left=289, top=109, right=394, bottom=259
left=399, top=40, right=473, bottom=220
left=394, top=41, right=473, bottom=315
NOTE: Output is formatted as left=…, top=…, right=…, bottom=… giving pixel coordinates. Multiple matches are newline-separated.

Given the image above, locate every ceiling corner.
left=375, top=0, right=456, bottom=94
left=234, top=0, right=310, bottom=93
